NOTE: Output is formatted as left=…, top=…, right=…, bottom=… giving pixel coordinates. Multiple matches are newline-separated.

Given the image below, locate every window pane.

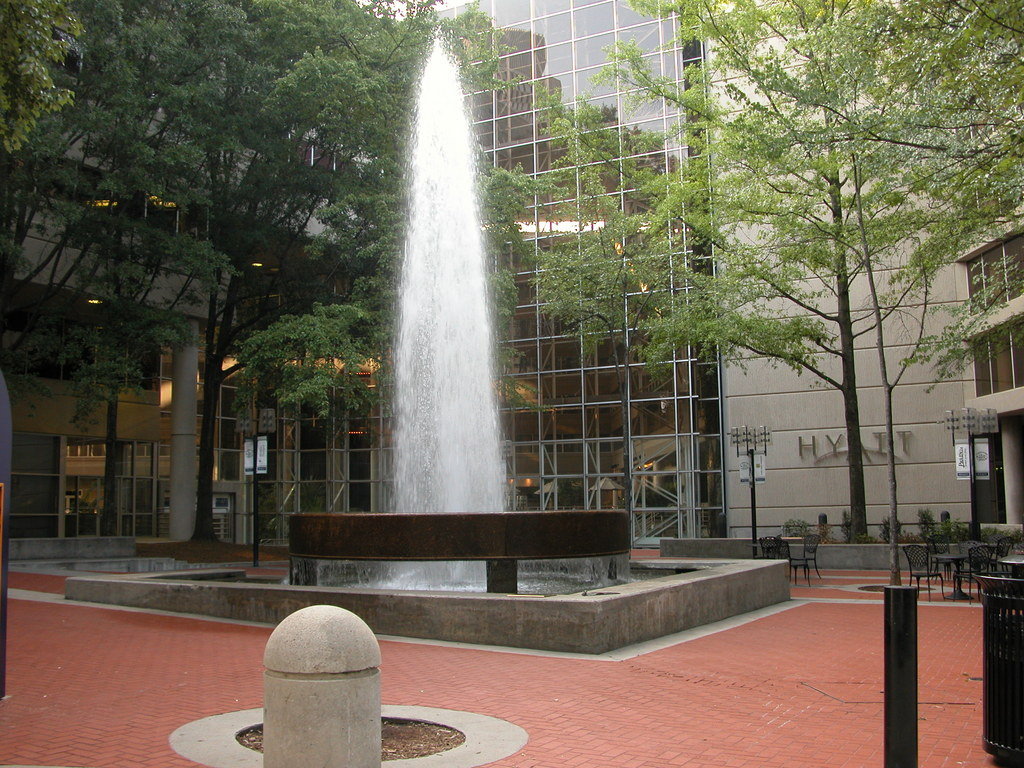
left=534, top=11, right=573, bottom=45
left=11, top=474, right=58, bottom=517
left=13, top=434, right=59, bottom=473
left=575, top=32, right=614, bottom=68
left=574, top=2, right=614, bottom=37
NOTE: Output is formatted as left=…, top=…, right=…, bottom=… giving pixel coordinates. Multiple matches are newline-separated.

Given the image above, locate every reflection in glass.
left=574, top=2, right=615, bottom=37
left=534, top=11, right=573, bottom=45
left=575, top=32, right=614, bottom=68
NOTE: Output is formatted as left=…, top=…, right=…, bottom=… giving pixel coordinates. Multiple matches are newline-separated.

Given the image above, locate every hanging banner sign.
left=974, top=438, right=990, bottom=480
left=243, top=438, right=254, bottom=476
left=753, top=453, right=766, bottom=484
left=739, top=454, right=752, bottom=485
left=256, top=435, right=269, bottom=475
left=954, top=440, right=971, bottom=480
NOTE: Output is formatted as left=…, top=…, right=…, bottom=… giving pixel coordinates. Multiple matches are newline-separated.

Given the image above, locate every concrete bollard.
left=263, top=605, right=381, bottom=768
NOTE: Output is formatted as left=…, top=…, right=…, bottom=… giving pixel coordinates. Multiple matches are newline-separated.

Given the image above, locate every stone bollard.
left=263, top=605, right=381, bottom=768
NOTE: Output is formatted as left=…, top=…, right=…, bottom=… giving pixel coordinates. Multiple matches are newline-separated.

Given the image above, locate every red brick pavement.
left=0, top=572, right=991, bottom=768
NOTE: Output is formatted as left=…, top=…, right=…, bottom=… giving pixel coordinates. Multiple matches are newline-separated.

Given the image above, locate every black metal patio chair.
left=759, top=536, right=785, bottom=559
left=788, top=534, right=821, bottom=584
left=902, top=544, right=943, bottom=601
left=963, top=543, right=997, bottom=600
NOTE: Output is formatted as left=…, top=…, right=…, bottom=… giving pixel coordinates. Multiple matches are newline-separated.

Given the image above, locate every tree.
left=609, top=0, right=1011, bottom=553
left=1, top=0, right=239, bottom=537
left=0, top=0, right=80, bottom=150
left=63, top=301, right=189, bottom=535
left=535, top=95, right=676, bottom=516
left=186, top=0, right=439, bottom=539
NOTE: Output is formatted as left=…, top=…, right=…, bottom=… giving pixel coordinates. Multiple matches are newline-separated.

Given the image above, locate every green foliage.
left=879, top=517, right=902, bottom=544
left=816, top=521, right=835, bottom=544
left=935, top=518, right=970, bottom=543
left=607, top=0, right=1018, bottom=540
left=0, top=0, right=80, bottom=150
left=2, top=0, right=438, bottom=539
left=981, top=527, right=1023, bottom=546
left=234, top=303, right=379, bottom=418
left=841, top=510, right=852, bottom=543
left=781, top=518, right=811, bottom=538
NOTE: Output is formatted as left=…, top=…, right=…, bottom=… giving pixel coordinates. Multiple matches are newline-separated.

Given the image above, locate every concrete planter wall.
left=660, top=538, right=899, bottom=570
left=10, top=536, right=135, bottom=561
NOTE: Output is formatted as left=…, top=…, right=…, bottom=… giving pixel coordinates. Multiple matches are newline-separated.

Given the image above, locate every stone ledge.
left=65, top=559, right=789, bottom=655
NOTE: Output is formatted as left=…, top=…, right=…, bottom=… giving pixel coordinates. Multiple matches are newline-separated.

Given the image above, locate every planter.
left=660, top=538, right=897, bottom=570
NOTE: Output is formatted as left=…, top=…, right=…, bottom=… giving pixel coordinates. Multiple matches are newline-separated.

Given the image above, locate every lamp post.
left=729, top=425, right=772, bottom=558
left=944, top=408, right=997, bottom=540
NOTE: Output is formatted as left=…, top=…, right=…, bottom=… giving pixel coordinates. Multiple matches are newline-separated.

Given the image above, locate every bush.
left=981, top=527, right=1023, bottom=545
left=782, top=518, right=812, bottom=537
left=917, top=508, right=936, bottom=536
left=935, top=518, right=969, bottom=542
left=840, top=510, right=852, bottom=543
left=879, top=517, right=902, bottom=543
left=817, top=522, right=835, bottom=543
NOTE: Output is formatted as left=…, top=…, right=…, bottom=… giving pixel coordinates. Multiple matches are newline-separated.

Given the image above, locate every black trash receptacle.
left=977, top=576, right=1024, bottom=767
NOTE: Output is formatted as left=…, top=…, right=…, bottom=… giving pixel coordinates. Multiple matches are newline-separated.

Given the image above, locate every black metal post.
left=884, top=585, right=918, bottom=768
left=252, top=448, right=259, bottom=568
left=749, top=447, right=758, bottom=558
left=969, top=434, right=981, bottom=541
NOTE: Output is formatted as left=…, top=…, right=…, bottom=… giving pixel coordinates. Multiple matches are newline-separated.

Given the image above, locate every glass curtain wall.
left=450, top=0, right=724, bottom=543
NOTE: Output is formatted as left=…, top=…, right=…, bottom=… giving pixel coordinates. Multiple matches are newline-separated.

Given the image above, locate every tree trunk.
left=832, top=180, right=868, bottom=540
left=193, top=356, right=222, bottom=541
left=100, top=395, right=119, bottom=536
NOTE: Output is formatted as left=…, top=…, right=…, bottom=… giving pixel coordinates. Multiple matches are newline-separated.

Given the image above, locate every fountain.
left=62, top=41, right=789, bottom=654
left=289, top=39, right=630, bottom=595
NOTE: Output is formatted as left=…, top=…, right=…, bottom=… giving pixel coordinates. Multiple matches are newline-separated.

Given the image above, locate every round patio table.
left=935, top=553, right=969, bottom=600
left=999, top=554, right=1024, bottom=579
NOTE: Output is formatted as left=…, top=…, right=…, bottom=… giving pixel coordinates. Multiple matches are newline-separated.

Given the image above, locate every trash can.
left=977, top=576, right=1024, bottom=767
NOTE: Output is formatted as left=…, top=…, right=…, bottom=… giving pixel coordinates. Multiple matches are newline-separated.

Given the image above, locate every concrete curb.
left=169, top=706, right=529, bottom=768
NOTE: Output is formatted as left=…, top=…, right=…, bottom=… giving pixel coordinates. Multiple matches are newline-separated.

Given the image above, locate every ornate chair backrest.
left=777, top=539, right=791, bottom=559
left=902, top=544, right=930, bottom=572
left=925, top=535, right=949, bottom=554
left=967, top=544, right=993, bottom=573
left=994, top=536, right=1013, bottom=559
left=802, top=534, right=820, bottom=554
left=759, top=536, right=783, bottom=559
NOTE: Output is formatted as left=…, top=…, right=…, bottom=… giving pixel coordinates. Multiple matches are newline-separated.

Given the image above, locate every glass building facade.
left=8, top=1, right=725, bottom=545
left=443, top=0, right=724, bottom=543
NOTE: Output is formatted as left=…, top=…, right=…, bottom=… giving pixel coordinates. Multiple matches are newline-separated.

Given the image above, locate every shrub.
left=917, top=508, right=936, bottom=536
left=879, top=517, right=902, bottom=543
left=817, top=522, right=835, bottom=543
left=782, top=518, right=812, bottom=537
left=935, top=518, right=969, bottom=542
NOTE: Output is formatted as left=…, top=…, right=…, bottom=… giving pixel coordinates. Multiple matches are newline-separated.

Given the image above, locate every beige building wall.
left=721, top=261, right=979, bottom=537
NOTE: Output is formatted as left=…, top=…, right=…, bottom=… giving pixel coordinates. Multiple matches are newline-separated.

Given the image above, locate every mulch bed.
left=237, top=718, right=466, bottom=760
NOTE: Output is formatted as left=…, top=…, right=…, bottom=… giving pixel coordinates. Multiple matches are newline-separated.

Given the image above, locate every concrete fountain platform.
left=64, top=558, right=789, bottom=654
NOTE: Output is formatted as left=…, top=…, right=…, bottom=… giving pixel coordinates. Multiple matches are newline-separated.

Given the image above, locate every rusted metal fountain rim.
left=289, top=511, right=630, bottom=561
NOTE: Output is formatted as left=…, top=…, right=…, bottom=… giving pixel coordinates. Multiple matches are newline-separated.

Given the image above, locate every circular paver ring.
left=169, top=705, right=528, bottom=768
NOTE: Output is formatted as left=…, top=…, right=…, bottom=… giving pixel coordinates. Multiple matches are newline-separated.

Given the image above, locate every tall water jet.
left=393, top=39, right=505, bottom=515
left=288, top=42, right=630, bottom=594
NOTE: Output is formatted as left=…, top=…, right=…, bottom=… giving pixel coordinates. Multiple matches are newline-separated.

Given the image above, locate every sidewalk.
left=0, top=567, right=988, bottom=768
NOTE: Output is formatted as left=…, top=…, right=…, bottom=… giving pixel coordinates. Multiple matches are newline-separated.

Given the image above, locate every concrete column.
left=1001, top=415, right=1023, bottom=526
left=168, top=325, right=198, bottom=540
left=264, top=605, right=381, bottom=768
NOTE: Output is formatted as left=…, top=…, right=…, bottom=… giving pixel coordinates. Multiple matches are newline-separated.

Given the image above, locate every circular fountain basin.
left=289, top=511, right=631, bottom=594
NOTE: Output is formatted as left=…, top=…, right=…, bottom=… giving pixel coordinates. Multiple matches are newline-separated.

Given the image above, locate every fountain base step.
left=289, top=554, right=630, bottom=595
